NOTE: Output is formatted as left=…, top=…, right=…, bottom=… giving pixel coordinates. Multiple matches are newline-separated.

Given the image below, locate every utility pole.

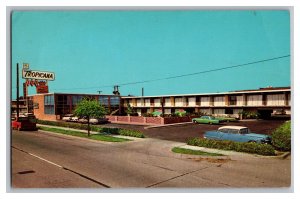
left=16, top=63, right=19, bottom=119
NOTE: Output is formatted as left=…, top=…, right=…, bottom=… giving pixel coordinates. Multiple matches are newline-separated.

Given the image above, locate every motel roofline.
left=27, top=92, right=122, bottom=97
left=122, top=86, right=291, bottom=99
left=26, top=86, right=290, bottom=99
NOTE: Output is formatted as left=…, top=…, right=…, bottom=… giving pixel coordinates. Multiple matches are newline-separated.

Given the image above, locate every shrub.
left=37, top=120, right=145, bottom=138
left=119, top=129, right=145, bottom=138
left=100, top=127, right=120, bottom=135
left=271, top=121, right=291, bottom=151
left=142, top=113, right=153, bottom=117
left=187, top=138, right=275, bottom=156
left=37, top=119, right=91, bottom=130
left=240, top=111, right=260, bottom=119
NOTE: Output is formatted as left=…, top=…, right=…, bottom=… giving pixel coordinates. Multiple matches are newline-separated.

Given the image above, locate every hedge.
left=37, top=120, right=145, bottom=138
left=118, top=129, right=145, bottom=138
left=187, top=138, right=275, bottom=156
left=271, top=121, right=291, bottom=151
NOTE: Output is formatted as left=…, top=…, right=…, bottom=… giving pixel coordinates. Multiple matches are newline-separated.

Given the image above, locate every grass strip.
left=172, top=147, right=224, bottom=156
left=187, top=138, right=275, bottom=156
left=39, top=126, right=130, bottom=142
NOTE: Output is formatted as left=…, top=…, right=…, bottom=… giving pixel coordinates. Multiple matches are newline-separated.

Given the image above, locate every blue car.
left=203, top=126, right=271, bottom=144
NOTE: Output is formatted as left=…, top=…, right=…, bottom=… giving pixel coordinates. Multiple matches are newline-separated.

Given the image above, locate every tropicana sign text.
left=22, top=70, right=55, bottom=81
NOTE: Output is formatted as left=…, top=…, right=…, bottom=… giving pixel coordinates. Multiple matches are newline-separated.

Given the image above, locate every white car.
left=70, top=116, right=79, bottom=122
left=90, top=117, right=109, bottom=124
left=62, top=114, right=73, bottom=122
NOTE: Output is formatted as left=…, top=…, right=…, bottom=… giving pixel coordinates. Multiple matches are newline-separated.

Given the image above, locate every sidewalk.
left=36, top=124, right=143, bottom=141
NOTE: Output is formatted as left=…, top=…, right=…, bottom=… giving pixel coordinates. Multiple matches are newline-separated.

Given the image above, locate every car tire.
left=193, top=120, right=197, bottom=124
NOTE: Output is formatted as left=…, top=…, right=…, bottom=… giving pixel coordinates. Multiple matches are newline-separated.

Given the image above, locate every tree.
left=126, top=103, right=135, bottom=116
left=74, top=98, right=107, bottom=136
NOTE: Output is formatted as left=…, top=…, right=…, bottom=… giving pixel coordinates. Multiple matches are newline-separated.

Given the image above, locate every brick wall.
left=129, top=116, right=144, bottom=123
left=117, top=116, right=129, bottom=122
left=105, top=116, right=197, bottom=126
left=33, top=95, right=57, bottom=121
left=145, top=117, right=163, bottom=125
left=105, top=116, right=116, bottom=121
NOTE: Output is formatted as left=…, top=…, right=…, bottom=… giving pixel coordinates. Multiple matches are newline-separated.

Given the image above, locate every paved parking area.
left=100, top=119, right=287, bottom=143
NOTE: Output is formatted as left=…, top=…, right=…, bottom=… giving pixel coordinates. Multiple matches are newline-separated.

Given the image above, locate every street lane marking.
left=28, top=152, right=63, bottom=168
left=12, top=146, right=111, bottom=188
left=146, top=166, right=210, bottom=188
left=12, top=146, right=63, bottom=168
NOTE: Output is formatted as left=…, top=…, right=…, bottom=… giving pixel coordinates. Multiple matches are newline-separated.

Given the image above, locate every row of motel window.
left=135, top=108, right=243, bottom=115
left=135, top=108, right=291, bottom=116
left=44, top=95, right=120, bottom=115
left=131, top=94, right=291, bottom=107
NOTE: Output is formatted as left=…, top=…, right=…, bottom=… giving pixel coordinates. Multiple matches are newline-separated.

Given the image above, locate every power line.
left=53, top=54, right=290, bottom=91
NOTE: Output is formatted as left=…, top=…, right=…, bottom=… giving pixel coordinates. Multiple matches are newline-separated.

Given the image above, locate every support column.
left=209, top=96, right=214, bottom=106
left=242, top=94, right=247, bottom=106
left=224, top=95, right=229, bottom=106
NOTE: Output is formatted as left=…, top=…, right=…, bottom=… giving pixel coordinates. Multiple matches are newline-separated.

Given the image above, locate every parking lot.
left=100, top=119, right=288, bottom=143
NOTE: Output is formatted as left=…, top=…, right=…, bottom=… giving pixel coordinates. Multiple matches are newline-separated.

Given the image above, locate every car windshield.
left=210, top=116, right=215, bottom=119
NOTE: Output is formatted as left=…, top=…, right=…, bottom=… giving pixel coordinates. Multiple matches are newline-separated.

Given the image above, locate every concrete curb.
left=274, top=151, right=291, bottom=159
left=177, top=144, right=254, bottom=157
left=175, top=144, right=289, bottom=159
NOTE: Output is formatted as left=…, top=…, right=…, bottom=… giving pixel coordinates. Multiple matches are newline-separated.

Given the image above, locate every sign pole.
left=16, top=63, right=19, bottom=119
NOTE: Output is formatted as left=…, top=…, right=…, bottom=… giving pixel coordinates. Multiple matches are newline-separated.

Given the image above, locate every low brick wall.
left=105, top=115, right=195, bottom=125
left=145, top=117, right=163, bottom=125
left=129, top=116, right=145, bottom=123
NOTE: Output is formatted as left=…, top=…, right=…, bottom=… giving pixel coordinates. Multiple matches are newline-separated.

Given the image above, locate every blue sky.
left=11, top=10, right=290, bottom=99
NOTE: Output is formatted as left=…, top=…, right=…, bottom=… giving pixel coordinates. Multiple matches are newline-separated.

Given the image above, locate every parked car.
left=12, top=114, right=37, bottom=131
left=90, top=117, right=109, bottom=124
left=203, top=126, right=271, bottom=144
left=70, top=116, right=79, bottom=122
left=78, top=117, right=88, bottom=123
left=192, top=116, right=221, bottom=124
left=78, top=117, right=109, bottom=124
left=215, top=117, right=237, bottom=122
left=62, top=114, right=74, bottom=122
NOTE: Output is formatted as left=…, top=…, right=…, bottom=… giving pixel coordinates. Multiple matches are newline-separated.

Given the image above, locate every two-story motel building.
left=122, top=86, right=291, bottom=118
left=21, top=86, right=291, bottom=121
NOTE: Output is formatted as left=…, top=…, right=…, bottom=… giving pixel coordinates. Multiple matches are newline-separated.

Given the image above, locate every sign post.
left=16, top=63, right=19, bottom=119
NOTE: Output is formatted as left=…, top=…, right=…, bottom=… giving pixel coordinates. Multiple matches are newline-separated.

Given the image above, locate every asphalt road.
left=11, top=129, right=291, bottom=189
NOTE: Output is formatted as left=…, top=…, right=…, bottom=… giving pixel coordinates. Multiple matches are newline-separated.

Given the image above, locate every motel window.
left=99, top=96, right=109, bottom=106
left=56, top=95, right=71, bottom=115
left=110, top=96, right=120, bottom=106
left=225, top=109, right=233, bottom=114
left=72, top=96, right=84, bottom=105
left=44, top=95, right=55, bottom=115
left=229, top=96, right=237, bottom=105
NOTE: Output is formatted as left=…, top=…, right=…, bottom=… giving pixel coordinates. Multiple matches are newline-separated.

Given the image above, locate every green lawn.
left=39, top=126, right=131, bottom=142
left=172, top=147, right=224, bottom=156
